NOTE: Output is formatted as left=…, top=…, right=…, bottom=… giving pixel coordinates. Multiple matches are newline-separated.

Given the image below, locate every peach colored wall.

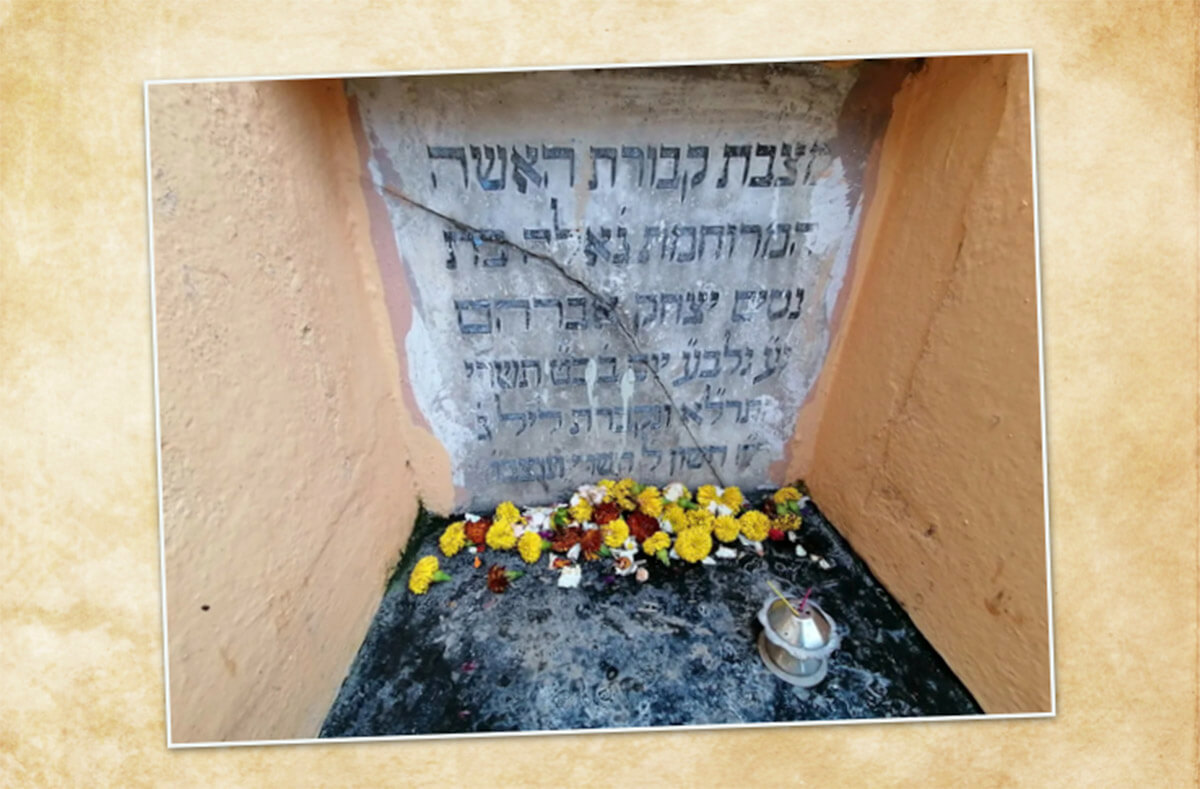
left=150, top=80, right=449, bottom=743
left=799, top=55, right=1050, bottom=713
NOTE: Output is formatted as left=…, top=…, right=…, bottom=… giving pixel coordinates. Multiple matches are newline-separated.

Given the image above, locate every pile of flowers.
left=408, top=479, right=813, bottom=595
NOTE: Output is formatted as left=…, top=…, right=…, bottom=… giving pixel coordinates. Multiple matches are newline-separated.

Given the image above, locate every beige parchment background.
left=1, top=1, right=1196, bottom=786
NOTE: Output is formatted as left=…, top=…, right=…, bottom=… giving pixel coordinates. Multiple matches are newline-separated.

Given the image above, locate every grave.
left=348, top=63, right=867, bottom=511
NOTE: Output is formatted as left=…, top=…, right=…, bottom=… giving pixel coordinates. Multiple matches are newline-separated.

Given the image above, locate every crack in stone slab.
left=371, top=178, right=727, bottom=486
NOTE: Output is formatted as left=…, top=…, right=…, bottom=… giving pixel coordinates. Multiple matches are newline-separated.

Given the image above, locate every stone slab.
left=348, top=65, right=866, bottom=510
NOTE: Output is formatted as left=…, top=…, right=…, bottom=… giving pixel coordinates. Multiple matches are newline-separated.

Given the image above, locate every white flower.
left=663, top=482, right=687, bottom=502
left=567, top=543, right=581, bottom=561
left=525, top=507, right=552, bottom=531
left=611, top=547, right=640, bottom=576
left=557, top=565, right=582, bottom=588
left=578, top=484, right=606, bottom=505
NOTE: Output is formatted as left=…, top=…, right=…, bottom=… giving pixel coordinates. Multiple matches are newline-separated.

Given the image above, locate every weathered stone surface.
left=320, top=498, right=980, bottom=737
left=348, top=65, right=866, bottom=510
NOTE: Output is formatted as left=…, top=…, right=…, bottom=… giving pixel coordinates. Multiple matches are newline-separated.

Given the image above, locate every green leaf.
left=679, top=499, right=698, bottom=510
left=599, top=545, right=612, bottom=557
left=541, top=538, right=552, bottom=550
left=505, top=570, right=525, bottom=580
left=656, top=548, right=669, bottom=566
left=431, top=571, right=452, bottom=582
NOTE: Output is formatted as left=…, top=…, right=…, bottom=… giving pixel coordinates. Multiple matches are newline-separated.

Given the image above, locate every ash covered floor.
left=320, top=500, right=980, bottom=737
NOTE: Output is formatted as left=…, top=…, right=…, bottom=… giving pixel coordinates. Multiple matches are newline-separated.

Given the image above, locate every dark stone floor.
left=321, top=497, right=980, bottom=737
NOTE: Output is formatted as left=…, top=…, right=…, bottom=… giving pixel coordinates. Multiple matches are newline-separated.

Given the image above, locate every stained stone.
left=347, top=64, right=868, bottom=511
left=320, top=498, right=980, bottom=737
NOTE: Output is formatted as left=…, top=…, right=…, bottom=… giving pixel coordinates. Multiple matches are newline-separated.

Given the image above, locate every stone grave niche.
left=347, top=64, right=866, bottom=512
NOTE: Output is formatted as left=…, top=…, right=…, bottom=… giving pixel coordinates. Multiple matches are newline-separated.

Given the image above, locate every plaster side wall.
left=150, top=81, right=440, bottom=742
left=805, top=55, right=1050, bottom=713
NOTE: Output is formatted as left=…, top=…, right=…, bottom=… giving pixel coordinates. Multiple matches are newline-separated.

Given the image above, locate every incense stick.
left=766, top=580, right=801, bottom=617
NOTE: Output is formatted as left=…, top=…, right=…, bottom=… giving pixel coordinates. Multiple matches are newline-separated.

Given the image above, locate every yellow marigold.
left=604, top=517, right=630, bottom=547
left=774, top=513, right=803, bottom=532
left=439, top=521, right=467, bottom=557
left=774, top=486, right=802, bottom=505
left=597, top=479, right=618, bottom=502
left=569, top=498, right=593, bottom=524
left=613, top=477, right=637, bottom=510
left=493, top=500, right=524, bottom=527
left=696, top=484, right=719, bottom=509
left=517, top=530, right=543, bottom=564
left=642, top=531, right=671, bottom=556
left=739, top=510, right=771, bottom=542
left=635, top=486, right=664, bottom=517
left=674, top=527, right=713, bottom=563
left=686, top=508, right=715, bottom=533
left=714, top=515, right=740, bottom=543
left=408, top=556, right=440, bottom=594
left=662, top=503, right=688, bottom=532
left=486, top=521, right=517, bottom=550
left=719, top=486, right=744, bottom=513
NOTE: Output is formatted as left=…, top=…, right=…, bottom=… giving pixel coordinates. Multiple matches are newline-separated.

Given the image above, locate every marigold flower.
left=685, top=508, right=715, bottom=533
left=408, top=556, right=441, bottom=595
left=739, top=510, right=771, bottom=542
left=713, top=515, right=740, bottom=543
left=517, top=530, right=543, bottom=564
left=642, top=531, right=671, bottom=556
left=597, top=479, right=618, bottom=502
left=696, top=484, right=719, bottom=509
left=569, top=497, right=593, bottom=525
left=773, top=513, right=803, bottom=532
left=486, top=521, right=517, bottom=550
left=627, top=510, right=661, bottom=543
left=604, top=517, right=630, bottom=547
left=612, top=477, right=637, bottom=510
left=774, top=486, right=802, bottom=505
left=674, top=527, right=713, bottom=563
left=592, top=501, right=621, bottom=525
left=635, top=486, right=664, bottom=518
left=662, top=503, right=688, bottom=532
left=439, top=521, right=467, bottom=557
left=464, top=518, right=490, bottom=545
left=493, top=501, right=524, bottom=527
left=719, top=486, right=744, bottom=513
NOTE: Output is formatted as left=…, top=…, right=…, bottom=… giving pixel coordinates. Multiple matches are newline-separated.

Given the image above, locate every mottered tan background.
left=1, top=1, right=1196, bottom=786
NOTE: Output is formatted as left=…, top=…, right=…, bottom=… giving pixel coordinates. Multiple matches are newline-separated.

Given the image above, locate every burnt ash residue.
left=321, top=499, right=979, bottom=737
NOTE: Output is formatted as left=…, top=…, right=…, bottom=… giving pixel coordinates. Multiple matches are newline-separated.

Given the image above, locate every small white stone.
left=809, top=553, right=822, bottom=563
left=818, top=558, right=833, bottom=570
left=787, top=531, right=799, bottom=543
left=795, top=545, right=807, bottom=557
left=464, top=513, right=480, bottom=523
left=468, top=545, right=479, bottom=554
left=700, top=556, right=717, bottom=566
left=715, top=546, right=737, bottom=560
left=557, top=565, right=582, bottom=588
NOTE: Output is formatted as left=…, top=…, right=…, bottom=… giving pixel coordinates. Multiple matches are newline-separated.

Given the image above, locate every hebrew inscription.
left=348, top=65, right=865, bottom=510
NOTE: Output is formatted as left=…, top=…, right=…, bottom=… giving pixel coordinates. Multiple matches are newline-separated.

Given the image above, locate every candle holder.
left=756, top=594, right=840, bottom=687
